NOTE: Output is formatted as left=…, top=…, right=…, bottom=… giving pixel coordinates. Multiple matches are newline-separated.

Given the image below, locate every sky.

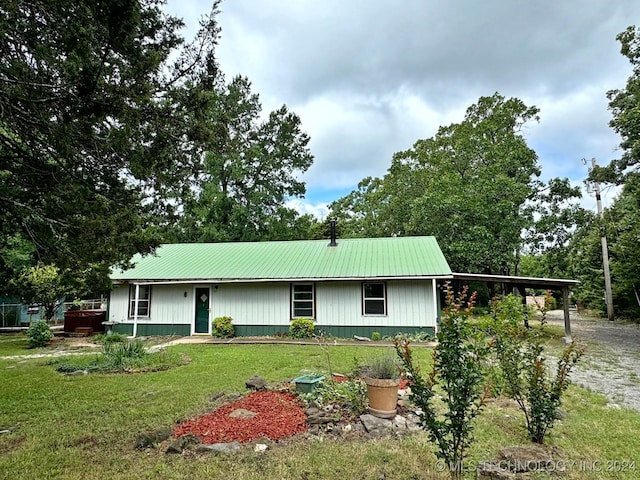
left=165, top=0, right=640, bottom=218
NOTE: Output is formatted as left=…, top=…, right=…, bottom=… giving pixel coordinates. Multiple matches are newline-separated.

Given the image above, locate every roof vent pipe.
left=328, top=218, right=337, bottom=247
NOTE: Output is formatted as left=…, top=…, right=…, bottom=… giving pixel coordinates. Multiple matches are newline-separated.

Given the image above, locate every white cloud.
left=166, top=0, right=640, bottom=204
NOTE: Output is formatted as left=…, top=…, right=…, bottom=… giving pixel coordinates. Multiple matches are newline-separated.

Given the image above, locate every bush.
left=212, top=316, right=234, bottom=338
left=363, top=355, right=400, bottom=379
left=489, top=294, right=585, bottom=444
left=298, top=379, right=367, bottom=415
left=371, top=331, right=381, bottom=341
left=26, top=320, right=53, bottom=348
left=395, top=284, right=487, bottom=479
left=289, top=318, right=315, bottom=338
left=53, top=339, right=185, bottom=374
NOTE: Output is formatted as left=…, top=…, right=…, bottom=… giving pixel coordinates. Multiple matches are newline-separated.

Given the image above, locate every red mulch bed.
left=174, top=391, right=308, bottom=444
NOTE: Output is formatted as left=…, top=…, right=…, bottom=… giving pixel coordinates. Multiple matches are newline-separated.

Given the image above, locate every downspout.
left=132, top=283, right=140, bottom=338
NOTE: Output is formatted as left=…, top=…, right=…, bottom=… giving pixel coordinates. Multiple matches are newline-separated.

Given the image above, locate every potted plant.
left=363, top=355, right=401, bottom=418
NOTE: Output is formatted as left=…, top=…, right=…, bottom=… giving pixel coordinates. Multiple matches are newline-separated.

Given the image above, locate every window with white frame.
left=128, top=285, right=151, bottom=318
left=362, top=282, right=386, bottom=315
left=291, top=283, right=315, bottom=318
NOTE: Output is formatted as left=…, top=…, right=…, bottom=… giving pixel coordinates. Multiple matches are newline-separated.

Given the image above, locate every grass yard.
left=1, top=335, right=639, bottom=479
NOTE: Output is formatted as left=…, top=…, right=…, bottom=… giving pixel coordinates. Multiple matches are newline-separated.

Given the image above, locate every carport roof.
left=451, top=273, right=578, bottom=290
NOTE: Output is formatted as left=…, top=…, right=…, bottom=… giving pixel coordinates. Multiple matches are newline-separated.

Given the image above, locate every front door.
left=194, top=287, right=210, bottom=334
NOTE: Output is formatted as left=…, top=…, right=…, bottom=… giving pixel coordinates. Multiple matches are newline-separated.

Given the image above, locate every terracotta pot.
left=364, top=377, right=400, bottom=419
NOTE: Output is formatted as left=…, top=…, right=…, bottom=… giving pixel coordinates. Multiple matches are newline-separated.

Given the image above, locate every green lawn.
left=0, top=338, right=639, bottom=479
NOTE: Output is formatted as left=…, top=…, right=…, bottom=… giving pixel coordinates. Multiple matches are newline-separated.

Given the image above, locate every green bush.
left=53, top=339, right=184, bottom=374
left=395, top=284, right=487, bottom=479
left=298, top=379, right=367, bottom=414
left=212, top=316, right=234, bottom=338
left=371, top=331, right=381, bottom=341
left=289, top=318, right=315, bottom=338
left=363, top=355, right=400, bottom=379
left=489, top=294, right=585, bottom=444
left=26, top=320, right=53, bottom=348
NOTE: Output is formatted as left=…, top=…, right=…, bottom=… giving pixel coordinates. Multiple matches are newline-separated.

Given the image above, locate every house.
left=108, top=235, right=452, bottom=337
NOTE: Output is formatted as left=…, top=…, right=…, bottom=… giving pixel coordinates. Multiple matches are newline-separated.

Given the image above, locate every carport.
left=452, top=273, right=579, bottom=343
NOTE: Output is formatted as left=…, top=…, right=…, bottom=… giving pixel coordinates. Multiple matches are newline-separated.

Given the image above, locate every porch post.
left=562, top=286, right=572, bottom=344
left=132, top=283, right=140, bottom=338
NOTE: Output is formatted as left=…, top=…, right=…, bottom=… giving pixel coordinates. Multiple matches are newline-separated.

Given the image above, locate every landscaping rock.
left=229, top=408, right=258, bottom=419
left=165, top=434, right=201, bottom=454
left=254, top=443, right=268, bottom=453
left=360, top=414, right=393, bottom=437
left=476, top=461, right=515, bottom=479
left=209, top=392, right=225, bottom=403
left=245, top=376, right=267, bottom=390
left=196, top=441, right=242, bottom=454
left=134, top=427, right=173, bottom=450
left=307, top=412, right=341, bottom=425
left=353, top=335, right=372, bottom=342
left=496, top=445, right=554, bottom=472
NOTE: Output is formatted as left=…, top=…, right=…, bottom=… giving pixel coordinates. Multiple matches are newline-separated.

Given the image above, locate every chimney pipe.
left=328, top=218, right=337, bottom=247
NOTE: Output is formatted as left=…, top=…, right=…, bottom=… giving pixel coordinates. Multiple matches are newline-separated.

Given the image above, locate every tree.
left=175, top=75, right=315, bottom=242
left=607, top=174, right=640, bottom=314
left=13, top=264, right=69, bottom=322
left=332, top=93, right=582, bottom=276
left=594, top=26, right=640, bottom=182
left=0, top=0, right=221, bottom=293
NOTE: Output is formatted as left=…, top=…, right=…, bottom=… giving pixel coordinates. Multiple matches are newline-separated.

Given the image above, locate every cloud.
left=166, top=0, right=640, bottom=206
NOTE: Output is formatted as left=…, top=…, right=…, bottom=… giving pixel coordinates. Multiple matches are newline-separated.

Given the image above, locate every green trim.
left=112, top=323, right=191, bottom=336
left=111, top=323, right=435, bottom=339
left=317, top=325, right=435, bottom=339
left=233, top=324, right=435, bottom=339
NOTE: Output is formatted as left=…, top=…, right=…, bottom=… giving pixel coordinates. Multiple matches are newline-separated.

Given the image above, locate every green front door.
left=195, top=287, right=210, bottom=334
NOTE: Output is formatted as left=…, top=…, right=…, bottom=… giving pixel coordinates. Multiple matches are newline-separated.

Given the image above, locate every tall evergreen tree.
left=0, top=0, right=221, bottom=292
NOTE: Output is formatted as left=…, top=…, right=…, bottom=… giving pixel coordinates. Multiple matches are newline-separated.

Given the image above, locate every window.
left=129, top=285, right=151, bottom=318
left=291, top=283, right=315, bottom=318
left=363, top=282, right=386, bottom=315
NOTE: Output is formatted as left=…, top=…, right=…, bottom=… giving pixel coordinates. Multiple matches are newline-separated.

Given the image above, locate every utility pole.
left=591, top=158, right=615, bottom=321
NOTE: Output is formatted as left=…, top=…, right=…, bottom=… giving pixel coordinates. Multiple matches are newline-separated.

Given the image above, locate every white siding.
left=316, top=280, right=436, bottom=328
left=316, top=282, right=361, bottom=325
left=108, top=284, right=130, bottom=323
left=109, top=279, right=437, bottom=328
left=109, top=284, right=193, bottom=325
left=211, top=283, right=290, bottom=325
left=387, top=280, right=435, bottom=327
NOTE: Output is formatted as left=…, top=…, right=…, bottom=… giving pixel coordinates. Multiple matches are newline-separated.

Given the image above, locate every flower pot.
left=364, top=377, right=400, bottom=419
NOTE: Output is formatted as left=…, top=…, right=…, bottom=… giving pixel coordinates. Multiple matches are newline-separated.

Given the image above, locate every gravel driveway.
left=546, top=310, right=640, bottom=411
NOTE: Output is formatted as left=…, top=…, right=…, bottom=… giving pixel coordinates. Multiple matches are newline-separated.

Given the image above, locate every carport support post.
left=562, top=286, right=572, bottom=344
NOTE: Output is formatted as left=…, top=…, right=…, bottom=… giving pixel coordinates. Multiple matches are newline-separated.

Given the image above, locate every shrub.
left=298, top=379, right=367, bottom=415
left=212, top=316, right=234, bottom=338
left=26, top=320, right=53, bottom=348
left=53, top=339, right=184, bottom=374
left=289, top=318, right=315, bottom=338
left=395, top=284, right=488, bottom=479
left=371, top=331, right=381, bottom=341
left=363, top=355, right=400, bottom=379
left=489, top=294, right=585, bottom=444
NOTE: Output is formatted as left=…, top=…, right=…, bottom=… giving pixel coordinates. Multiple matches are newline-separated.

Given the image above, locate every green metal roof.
left=111, top=236, right=452, bottom=283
